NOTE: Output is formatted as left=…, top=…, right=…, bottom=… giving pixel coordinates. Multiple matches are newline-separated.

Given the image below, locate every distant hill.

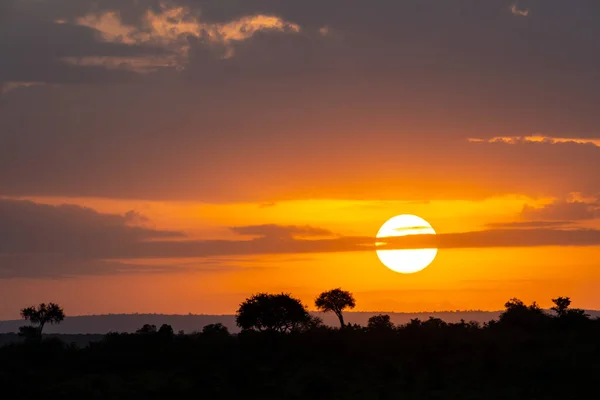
left=5, top=310, right=600, bottom=335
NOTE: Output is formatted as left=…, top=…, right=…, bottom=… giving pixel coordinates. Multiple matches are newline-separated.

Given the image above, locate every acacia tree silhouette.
left=551, top=297, right=571, bottom=317
left=315, top=288, right=356, bottom=328
left=20, top=303, right=65, bottom=339
left=236, top=293, right=311, bottom=333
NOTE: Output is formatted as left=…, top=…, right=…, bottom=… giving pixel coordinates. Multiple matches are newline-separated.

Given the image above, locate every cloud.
left=120, top=226, right=600, bottom=261
left=521, top=198, right=600, bottom=221
left=0, top=82, right=45, bottom=94
left=484, top=221, right=573, bottom=229
left=230, top=224, right=336, bottom=240
left=375, top=229, right=600, bottom=250
left=0, top=18, right=170, bottom=85
left=510, top=4, right=530, bottom=17
left=0, top=199, right=182, bottom=253
left=76, top=4, right=301, bottom=47
left=73, top=7, right=301, bottom=71
left=393, top=226, right=435, bottom=234
left=0, top=199, right=183, bottom=277
left=468, top=135, right=600, bottom=148
left=2, top=199, right=600, bottom=278
left=0, top=254, right=180, bottom=279
left=0, top=2, right=302, bottom=84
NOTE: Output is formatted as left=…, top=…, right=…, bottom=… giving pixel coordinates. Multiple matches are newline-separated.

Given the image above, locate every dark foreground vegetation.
left=2, top=292, right=599, bottom=399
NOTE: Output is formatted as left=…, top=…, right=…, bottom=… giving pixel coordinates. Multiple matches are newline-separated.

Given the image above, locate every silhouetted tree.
left=405, top=318, right=422, bottom=329
left=367, top=314, right=395, bottom=331
left=315, top=288, right=356, bottom=328
left=504, top=298, right=526, bottom=310
left=345, top=323, right=364, bottom=331
left=236, top=293, right=311, bottom=333
left=422, top=316, right=448, bottom=329
left=551, top=297, right=571, bottom=317
left=498, top=298, right=549, bottom=329
left=20, top=303, right=65, bottom=339
left=136, top=324, right=157, bottom=334
left=483, top=319, right=498, bottom=329
left=450, top=319, right=480, bottom=330
left=551, top=296, right=590, bottom=327
left=202, top=323, right=230, bottom=336
left=158, top=324, right=174, bottom=337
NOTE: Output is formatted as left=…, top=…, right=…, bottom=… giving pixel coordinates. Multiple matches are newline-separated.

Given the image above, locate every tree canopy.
left=315, top=288, right=356, bottom=328
left=136, top=324, right=157, bottom=334
left=236, top=293, right=311, bottom=333
left=367, top=314, right=395, bottom=331
left=158, top=324, right=174, bottom=337
left=497, top=298, right=550, bottom=330
left=551, top=297, right=573, bottom=317
left=20, top=303, right=65, bottom=338
left=202, top=323, right=230, bottom=336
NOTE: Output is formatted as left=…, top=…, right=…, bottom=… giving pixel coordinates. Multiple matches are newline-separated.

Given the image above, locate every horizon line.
left=6, top=308, right=600, bottom=322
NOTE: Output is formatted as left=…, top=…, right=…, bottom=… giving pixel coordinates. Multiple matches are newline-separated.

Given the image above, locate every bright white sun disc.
left=376, top=214, right=438, bottom=274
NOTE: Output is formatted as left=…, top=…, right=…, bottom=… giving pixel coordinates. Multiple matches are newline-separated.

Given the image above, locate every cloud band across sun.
left=2, top=198, right=600, bottom=278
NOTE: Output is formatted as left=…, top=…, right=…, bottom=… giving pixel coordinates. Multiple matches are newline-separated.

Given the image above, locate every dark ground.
left=1, top=318, right=598, bottom=399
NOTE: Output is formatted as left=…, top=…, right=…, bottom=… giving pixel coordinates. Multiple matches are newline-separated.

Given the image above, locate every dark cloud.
left=0, top=254, right=177, bottom=279
left=5, top=0, right=600, bottom=91
left=0, top=17, right=171, bottom=84
left=484, top=221, right=574, bottom=229
left=0, top=199, right=183, bottom=277
left=230, top=224, right=335, bottom=240
left=393, top=226, right=433, bottom=232
left=119, top=226, right=600, bottom=260
left=376, top=229, right=600, bottom=250
left=522, top=199, right=600, bottom=221
left=0, top=199, right=182, bottom=255
left=2, top=199, right=600, bottom=278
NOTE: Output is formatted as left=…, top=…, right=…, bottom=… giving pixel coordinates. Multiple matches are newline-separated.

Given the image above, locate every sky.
left=1, top=0, right=600, bottom=319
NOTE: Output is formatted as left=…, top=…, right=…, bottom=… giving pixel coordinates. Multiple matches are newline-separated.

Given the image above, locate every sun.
left=375, top=214, right=438, bottom=274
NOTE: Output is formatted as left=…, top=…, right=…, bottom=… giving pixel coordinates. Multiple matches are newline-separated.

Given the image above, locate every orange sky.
left=1, top=194, right=599, bottom=319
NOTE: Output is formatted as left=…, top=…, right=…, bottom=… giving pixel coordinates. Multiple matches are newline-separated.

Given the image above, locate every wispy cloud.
left=73, top=6, right=301, bottom=71
left=510, top=4, right=530, bottom=17
left=468, top=135, right=600, bottom=148
left=230, top=224, right=336, bottom=240
left=1, top=82, right=45, bottom=94
left=485, top=221, right=574, bottom=229
left=377, top=229, right=600, bottom=250
left=521, top=198, right=599, bottom=221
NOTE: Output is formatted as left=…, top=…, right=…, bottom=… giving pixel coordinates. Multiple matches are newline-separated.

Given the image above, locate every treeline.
left=2, top=290, right=600, bottom=398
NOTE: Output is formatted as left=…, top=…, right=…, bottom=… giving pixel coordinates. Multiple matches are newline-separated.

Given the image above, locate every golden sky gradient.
left=1, top=193, right=598, bottom=319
